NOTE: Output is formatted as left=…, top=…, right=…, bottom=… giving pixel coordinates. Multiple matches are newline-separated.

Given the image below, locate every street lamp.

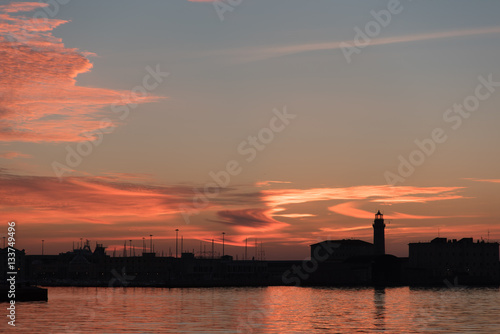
left=222, top=232, right=225, bottom=257
left=175, top=229, right=179, bottom=258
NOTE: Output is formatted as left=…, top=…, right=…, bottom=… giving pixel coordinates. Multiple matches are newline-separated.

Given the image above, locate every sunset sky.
left=1, top=0, right=500, bottom=259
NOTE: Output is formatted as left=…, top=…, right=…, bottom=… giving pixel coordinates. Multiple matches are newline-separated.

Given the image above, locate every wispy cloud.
left=464, top=178, right=500, bottom=184
left=217, top=26, right=500, bottom=63
left=0, top=151, right=30, bottom=159
left=261, top=185, right=465, bottom=207
left=213, top=208, right=289, bottom=232
left=328, top=201, right=452, bottom=220
left=255, top=180, right=292, bottom=187
left=0, top=2, right=163, bottom=143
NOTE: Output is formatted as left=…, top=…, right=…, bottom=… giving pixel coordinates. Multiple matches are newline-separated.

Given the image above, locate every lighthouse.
left=373, top=210, right=385, bottom=256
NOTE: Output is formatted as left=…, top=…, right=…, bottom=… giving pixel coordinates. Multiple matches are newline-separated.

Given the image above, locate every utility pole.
left=245, top=238, right=247, bottom=261
left=150, top=235, right=153, bottom=253
left=42, top=240, right=44, bottom=255
left=222, top=232, right=225, bottom=257
left=129, top=240, right=132, bottom=257
left=175, top=229, right=179, bottom=258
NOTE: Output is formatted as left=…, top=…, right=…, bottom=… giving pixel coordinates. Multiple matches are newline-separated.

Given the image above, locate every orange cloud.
left=0, top=171, right=192, bottom=225
left=464, top=178, right=500, bottom=184
left=0, top=151, right=30, bottom=159
left=261, top=185, right=465, bottom=207
left=328, top=201, right=448, bottom=220
left=0, top=2, right=164, bottom=143
left=255, top=180, right=292, bottom=187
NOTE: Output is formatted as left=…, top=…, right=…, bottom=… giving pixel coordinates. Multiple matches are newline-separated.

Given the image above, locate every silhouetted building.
left=310, top=239, right=374, bottom=262
left=373, top=210, right=385, bottom=256
left=0, top=247, right=25, bottom=282
left=408, top=237, right=500, bottom=286
left=306, top=211, right=404, bottom=286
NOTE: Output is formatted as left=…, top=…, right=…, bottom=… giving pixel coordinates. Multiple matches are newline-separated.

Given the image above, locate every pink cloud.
left=261, top=185, right=465, bottom=207
left=0, top=2, right=164, bottom=143
left=464, top=178, right=500, bottom=184
left=255, top=180, right=292, bottom=187
left=0, top=171, right=192, bottom=225
left=328, top=201, right=447, bottom=220
left=0, top=151, right=30, bottom=159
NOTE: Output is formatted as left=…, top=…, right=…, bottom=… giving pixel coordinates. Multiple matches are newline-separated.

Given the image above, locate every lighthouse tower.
left=373, top=210, right=385, bottom=256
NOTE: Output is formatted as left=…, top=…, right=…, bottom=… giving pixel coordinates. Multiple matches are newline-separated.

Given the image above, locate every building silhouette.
left=408, top=237, right=500, bottom=285
left=3, top=211, right=499, bottom=288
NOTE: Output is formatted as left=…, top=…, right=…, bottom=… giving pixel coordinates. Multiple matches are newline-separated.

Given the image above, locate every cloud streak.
left=261, top=185, right=465, bottom=207
left=464, top=178, right=500, bottom=184
left=0, top=151, right=30, bottom=159
left=218, top=26, right=500, bottom=62
left=328, top=201, right=451, bottom=220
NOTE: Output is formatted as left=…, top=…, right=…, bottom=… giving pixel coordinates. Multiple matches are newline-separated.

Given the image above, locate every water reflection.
left=2, top=286, right=499, bottom=333
left=373, top=288, right=386, bottom=331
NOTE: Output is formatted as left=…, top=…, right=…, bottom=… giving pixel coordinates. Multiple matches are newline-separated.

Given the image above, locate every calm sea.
left=2, top=286, right=499, bottom=333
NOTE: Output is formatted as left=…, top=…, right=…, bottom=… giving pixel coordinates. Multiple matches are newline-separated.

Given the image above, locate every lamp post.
left=175, top=229, right=179, bottom=258
left=222, top=232, right=225, bottom=257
